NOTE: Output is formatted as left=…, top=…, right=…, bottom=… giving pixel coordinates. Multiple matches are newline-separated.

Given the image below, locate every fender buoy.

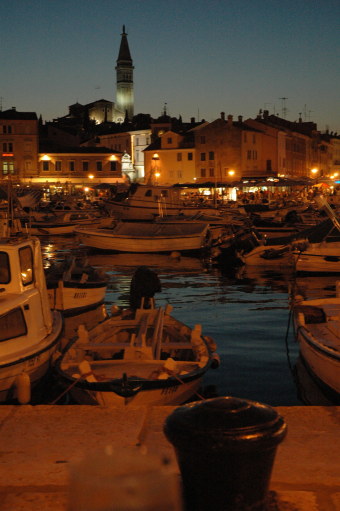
left=15, top=373, right=31, bottom=404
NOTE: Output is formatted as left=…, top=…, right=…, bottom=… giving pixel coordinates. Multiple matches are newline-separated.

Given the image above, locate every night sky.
left=1, top=0, right=339, bottom=132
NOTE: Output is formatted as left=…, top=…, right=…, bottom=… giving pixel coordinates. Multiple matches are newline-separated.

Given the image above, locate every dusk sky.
left=2, top=0, right=339, bottom=132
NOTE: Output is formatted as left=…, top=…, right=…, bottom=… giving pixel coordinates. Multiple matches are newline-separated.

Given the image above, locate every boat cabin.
left=0, top=236, right=54, bottom=344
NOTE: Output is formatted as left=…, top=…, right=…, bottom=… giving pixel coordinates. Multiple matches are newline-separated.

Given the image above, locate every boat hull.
left=76, top=223, right=211, bottom=253
left=47, top=281, right=107, bottom=315
left=296, top=327, right=340, bottom=396
left=63, top=366, right=205, bottom=406
left=293, top=297, right=340, bottom=399
left=293, top=243, right=340, bottom=274
left=0, top=311, right=63, bottom=403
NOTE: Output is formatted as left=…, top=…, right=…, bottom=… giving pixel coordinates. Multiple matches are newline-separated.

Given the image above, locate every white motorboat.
left=103, top=183, right=220, bottom=220
left=293, top=288, right=340, bottom=402
left=46, top=256, right=108, bottom=316
left=0, top=235, right=63, bottom=403
left=75, top=221, right=213, bottom=254
left=292, top=198, right=340, bottom=274
left=53, top=302, right=219, bottom=406
left=293, top=242, right=340, bottom=274
left=21, top=210, right=113, bottom=236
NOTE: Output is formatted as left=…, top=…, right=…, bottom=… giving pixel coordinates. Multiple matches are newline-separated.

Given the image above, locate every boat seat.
left=75, top=342, right=129, bottom=351
left=124, top=313, right=154, bottom=360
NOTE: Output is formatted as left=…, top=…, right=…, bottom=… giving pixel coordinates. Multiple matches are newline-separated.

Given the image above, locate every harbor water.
left=41, top=236, right=338, bottom=407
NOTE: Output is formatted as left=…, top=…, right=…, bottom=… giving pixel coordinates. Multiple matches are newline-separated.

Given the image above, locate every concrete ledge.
left=0, top=406, right=339, bottom=510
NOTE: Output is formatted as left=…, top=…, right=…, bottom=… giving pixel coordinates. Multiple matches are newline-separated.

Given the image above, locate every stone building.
left=0, top=108, right=39, bottom=180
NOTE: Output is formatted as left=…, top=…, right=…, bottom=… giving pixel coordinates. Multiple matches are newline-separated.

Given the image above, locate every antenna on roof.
left=279, top=97, right=288, bottom=118
left=303, top=104, right=313, bottom=121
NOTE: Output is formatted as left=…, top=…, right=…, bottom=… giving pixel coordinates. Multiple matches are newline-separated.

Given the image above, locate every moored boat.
left=103, top=183, right=221, bottom=220
left=46, top=256, right=108, bottom=316
left=75, top=221, right=213, bottom=254
left=0, top=235, right=63, bottom=403
left=21, top=210, right=114, bottom=236
left=53, top=302, right=220, bottom=406
left=292, top=288, right=340, bottom=402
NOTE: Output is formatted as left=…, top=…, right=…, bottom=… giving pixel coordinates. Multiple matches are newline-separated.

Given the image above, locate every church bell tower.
left=115, top=25, right=134, bottom=121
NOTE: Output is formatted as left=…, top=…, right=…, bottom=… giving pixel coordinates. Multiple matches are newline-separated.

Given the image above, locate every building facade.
left=36, top=147, right=123, bottom=186
left=0, top=108, right=39, bottom=180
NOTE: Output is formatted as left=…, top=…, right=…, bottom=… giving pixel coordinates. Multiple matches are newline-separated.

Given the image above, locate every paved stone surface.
left=0, top=405, right=339, bottom=510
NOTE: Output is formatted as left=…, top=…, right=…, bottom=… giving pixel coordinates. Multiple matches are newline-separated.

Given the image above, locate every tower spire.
left=116, top=26, right=134, bottom=121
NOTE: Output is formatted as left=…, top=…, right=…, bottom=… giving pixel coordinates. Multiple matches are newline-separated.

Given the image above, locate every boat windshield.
left=0, top=308, right=27, bottom=342
left=0, top=252, right=10, bottom=284
left=19, top=246, right=34, bottom=286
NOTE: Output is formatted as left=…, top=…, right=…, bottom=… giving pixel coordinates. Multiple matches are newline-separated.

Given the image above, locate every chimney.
left=227, top=114, right=233, bottom=125
left=238, top=115, right=243, bottom=122
left=221, top=112, right=225, bottom=121
left=263, top=110, right=269, bottom=119
left=11, top=106, right=16, bottom=111
left=190, top=117, right=195, bottom=124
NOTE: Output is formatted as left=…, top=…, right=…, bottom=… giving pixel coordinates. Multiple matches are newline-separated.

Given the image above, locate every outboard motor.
left=129, top=266, right=162, bottom=310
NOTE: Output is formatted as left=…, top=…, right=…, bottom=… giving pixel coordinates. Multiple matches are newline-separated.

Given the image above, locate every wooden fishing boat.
left=46, top=256, right=108, bottom=316
left=75, top=221, right=213, bottom=253
left=53, top=303, right=220, bottom=406
left=21, top=210, right=113, bottom=236
left=293, top=289, right=340, bottom=402
left=0, top=235, right=63, bottom=403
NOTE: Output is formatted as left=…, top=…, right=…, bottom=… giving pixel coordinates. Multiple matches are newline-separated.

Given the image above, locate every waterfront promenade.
left=0, top=405, right=339, bottom=510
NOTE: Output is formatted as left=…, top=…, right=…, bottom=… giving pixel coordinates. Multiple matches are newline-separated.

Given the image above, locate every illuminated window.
left=2, top=161, right=14, bottom=175
left=19, top=246, right=33, bottom=286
